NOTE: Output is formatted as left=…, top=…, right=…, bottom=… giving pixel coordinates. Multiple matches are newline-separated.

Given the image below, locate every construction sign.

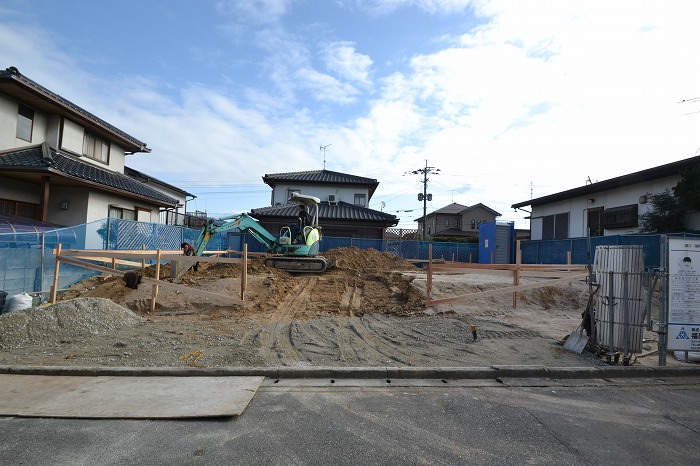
left=667, top=237, right=700, bottom=351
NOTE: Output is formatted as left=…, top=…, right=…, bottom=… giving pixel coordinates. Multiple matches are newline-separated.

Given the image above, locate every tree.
left=639, top=189, right=686, bottom=233
left=673, top=163, right=700, bottom=211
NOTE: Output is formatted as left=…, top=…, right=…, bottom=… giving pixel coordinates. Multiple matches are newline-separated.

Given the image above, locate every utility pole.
left=409, top=160, right=440, bottom=241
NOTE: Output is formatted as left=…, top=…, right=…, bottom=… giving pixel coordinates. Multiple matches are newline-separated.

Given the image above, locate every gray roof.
left=511, top=155, right=700, bottom=209
left=251, top=201, right=398, bottom=225
left=262, top=169, right=380, bottom=198
left=0, top=66, right=149, bottom=154
left=415, top=202, right=501, bottom=222
left=0, top=143, right=178, bottom=206
left=432, top=203, right=468, bottom=215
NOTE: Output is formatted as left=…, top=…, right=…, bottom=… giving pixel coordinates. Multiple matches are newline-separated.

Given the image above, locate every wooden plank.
left=426, top=272, right=588, bottom=307
left=56, top=256, right=244, bottom=305
left=150, top=249, right=161, bottom=314
left=67, top=252, right=246, bottom=264
left=50, top=243, right=62, bottom=304
left=429, top=262, right=586, bottom=271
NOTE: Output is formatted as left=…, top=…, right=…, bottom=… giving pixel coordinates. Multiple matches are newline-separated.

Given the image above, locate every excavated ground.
left=0, top=247, right=680, bottom=368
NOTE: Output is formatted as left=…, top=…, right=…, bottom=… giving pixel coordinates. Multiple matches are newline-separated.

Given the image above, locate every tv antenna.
left=320, top=144, right=332, bottom=169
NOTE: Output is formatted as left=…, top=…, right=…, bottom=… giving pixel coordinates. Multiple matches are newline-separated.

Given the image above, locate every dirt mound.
left=0, top=297, right=141, bottom=349
left=55, top=247, right=425, bottom=321
left=325, top=247, right=418, bottom=272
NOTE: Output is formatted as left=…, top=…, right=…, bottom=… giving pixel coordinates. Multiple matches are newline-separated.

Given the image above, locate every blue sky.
left=2, top=0, right=699, bottom=228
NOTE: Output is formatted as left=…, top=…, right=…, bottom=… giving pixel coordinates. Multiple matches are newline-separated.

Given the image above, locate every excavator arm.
left=192, top=213, right=279, bottom=256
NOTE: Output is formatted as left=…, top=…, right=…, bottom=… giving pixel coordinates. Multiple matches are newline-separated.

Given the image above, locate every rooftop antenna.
left=320, top=144, right=332, bottom=169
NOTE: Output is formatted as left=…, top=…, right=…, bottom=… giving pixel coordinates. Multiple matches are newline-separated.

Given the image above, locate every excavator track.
left=264, top=256, right=328, bottom=273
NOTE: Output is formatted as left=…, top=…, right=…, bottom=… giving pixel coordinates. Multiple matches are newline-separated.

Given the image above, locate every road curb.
left=1, top=365, right=699, bottom=379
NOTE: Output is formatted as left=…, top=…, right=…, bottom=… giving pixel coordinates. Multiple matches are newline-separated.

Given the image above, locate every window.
left=587, top=207, right=603, bottom=236
left=542, top=213, right=569, bottom=240
left=603, top=204, right=638, bottom=229
left=16, top=104, right=34, bottom=142
left=83, top=132, right=110, bottom=163
left=471, top=218, right=476, bottom=229
left=445, top=219, right=450, bottom=227
left=109, top=205, right=135, bottom=220
left=354, top=193, right=366, bottom=207
left=0, top=198, right=39, bottom=219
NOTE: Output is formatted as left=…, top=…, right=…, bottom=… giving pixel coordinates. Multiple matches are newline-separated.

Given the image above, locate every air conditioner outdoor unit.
left=328, top=194, right=336, bottom=203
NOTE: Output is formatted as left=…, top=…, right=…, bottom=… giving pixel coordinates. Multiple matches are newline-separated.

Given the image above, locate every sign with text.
left=667, top=237, right=700, bottom=351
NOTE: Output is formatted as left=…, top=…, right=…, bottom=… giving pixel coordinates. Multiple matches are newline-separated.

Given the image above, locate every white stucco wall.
left=0, top=94, right=48, bottom=149
left=529, top=175, right=687, bottom=240
left=85, top=191, right=159, bottom=224
left=271, top=183, right=369, bottom=206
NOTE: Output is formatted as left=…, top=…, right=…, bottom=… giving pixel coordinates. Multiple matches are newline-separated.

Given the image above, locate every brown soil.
left=0, top=247, right=685, bottom=369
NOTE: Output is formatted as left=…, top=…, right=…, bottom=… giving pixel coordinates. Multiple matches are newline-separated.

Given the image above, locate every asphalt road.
left=1, top=375, right=699, bottom=466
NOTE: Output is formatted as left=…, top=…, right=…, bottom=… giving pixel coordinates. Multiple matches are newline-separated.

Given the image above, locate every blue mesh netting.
left=2, top=216, right=695, bottom=299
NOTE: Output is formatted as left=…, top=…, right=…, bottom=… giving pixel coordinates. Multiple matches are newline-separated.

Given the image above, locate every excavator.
left=189, top=193, right=332, bottom=273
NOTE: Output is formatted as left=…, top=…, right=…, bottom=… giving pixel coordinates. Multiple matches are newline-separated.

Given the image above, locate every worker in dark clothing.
left=292, top=204, right=313, bottom=244
left=180, top=242, right=199, bottom=272
left=298, top=204, right=312, bottom=229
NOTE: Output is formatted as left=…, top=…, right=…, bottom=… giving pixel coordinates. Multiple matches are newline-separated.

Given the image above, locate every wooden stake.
left=426, top=243, right=433, bottom=305
left=150, top=249, right=161, bottom=314
left=241, top=243, right=248, bottom=300
left=513, top=240, right=521, bottom=308
left=50, top=243, right=62, bottom=304
left=141, top=243, right=146, bottom=270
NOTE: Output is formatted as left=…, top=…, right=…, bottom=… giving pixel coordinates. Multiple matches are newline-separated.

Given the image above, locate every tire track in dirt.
left=361, top=314, right=477, bottom=364
left=246, top=277, right=319, bottom=365
left=344, top=314, right=437, bottom=366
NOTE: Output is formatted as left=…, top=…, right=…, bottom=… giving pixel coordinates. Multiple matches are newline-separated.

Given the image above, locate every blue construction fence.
left=2, top=216, right=696, bottom=298
left=0, top=218, right=479, bottom=298
left=519, top=233, right=700, bottom=269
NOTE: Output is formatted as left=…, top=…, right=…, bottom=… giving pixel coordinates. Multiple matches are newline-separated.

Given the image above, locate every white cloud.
left=2, top=0, right=699, bottom=226
left=323, top=42, right=373, bottom=84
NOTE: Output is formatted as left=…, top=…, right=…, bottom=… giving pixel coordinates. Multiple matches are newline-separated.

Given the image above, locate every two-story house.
left=0, top=66, right=193, bottom=228
left=511, top=155, right=700, bottom=240
left=250, top=169, right=398, bottom=239
left=416, top=202, right=501, bottom=241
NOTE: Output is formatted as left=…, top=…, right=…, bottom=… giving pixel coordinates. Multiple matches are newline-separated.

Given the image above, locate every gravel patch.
left=0, top=297, right=142, bottom=349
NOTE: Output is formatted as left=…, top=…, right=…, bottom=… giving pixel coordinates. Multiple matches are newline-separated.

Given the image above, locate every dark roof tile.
left=262, top=169, right=380, bottom=197
left=251, top=201, right=397, bottom=224
left=0, top=144, right=177, bottom=206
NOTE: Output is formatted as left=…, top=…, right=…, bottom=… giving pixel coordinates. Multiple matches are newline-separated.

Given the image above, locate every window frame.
left=354, top=193, right=366, bottom=207
left=16, top=104, right=34, bottom=142
left=542, top=212, right=570, bottom=240
left=108, top=205, right=135, bottom=220
left=603, top=204, right=638, bottom=229
left=83, top=131, right=110, bottom=164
